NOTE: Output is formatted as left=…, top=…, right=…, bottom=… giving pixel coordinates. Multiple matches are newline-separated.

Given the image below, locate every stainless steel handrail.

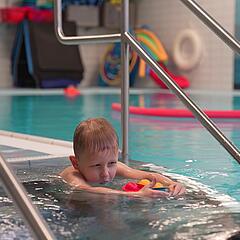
left=124, top=32, right=240, bottom=163
left=54, top=0, right=120, bottom=44
left=180, top=0, right=240, bottom=54
left=121, top=0, right=129, bottom=164
left=0, top=154, right=55, bottom=239
left=54, top=0, right=240, bottom=164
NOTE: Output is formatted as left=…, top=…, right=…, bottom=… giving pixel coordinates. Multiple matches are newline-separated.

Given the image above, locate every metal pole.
left=121, top=0, right=130, bottom=164
left=180, top=0, right=240, bottom=54
left=54, top=0, right=121, bottom=45
left=0, top=154, right=56, bottom=239
left=124, top=32, right=240, bottom=164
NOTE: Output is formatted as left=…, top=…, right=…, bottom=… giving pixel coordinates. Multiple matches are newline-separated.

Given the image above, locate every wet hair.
left=73, top=117, right=119, bottom=160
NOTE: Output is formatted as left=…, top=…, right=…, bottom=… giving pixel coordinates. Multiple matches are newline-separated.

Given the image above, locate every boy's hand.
left=139, top=178, right=170, bottom=198
left=168, top=182, right=186, bottom=197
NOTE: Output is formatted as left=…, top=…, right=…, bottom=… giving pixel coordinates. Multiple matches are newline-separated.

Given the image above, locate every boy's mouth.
left=100, top=180, right=110, bottom=184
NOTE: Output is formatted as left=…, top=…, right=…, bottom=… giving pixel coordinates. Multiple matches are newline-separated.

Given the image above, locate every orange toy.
left=138, top=179, right=164, bottom=188
left=64, top=85, right=80, bottom=98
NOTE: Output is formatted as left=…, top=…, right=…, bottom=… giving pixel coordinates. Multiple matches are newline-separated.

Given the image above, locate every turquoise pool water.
left=0, top=91, right=240, bottom=239
left=0, top=91, right=240, bottom=202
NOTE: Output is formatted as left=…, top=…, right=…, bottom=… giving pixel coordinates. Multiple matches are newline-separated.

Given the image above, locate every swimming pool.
left=0, top=89, right=240, bottom=239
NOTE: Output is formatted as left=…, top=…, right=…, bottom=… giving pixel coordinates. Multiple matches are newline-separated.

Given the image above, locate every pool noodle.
left=112, top=103, right=240, bottom=119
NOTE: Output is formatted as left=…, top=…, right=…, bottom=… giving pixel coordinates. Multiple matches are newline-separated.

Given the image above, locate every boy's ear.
left=69, top=155, right=79, bottom=170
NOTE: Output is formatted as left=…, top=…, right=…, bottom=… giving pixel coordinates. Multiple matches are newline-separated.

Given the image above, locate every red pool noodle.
left=112, top=103, right=240, bottom=119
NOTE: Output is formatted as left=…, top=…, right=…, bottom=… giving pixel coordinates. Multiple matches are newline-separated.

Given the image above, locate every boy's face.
left=78, top=149, right=118, bottom=184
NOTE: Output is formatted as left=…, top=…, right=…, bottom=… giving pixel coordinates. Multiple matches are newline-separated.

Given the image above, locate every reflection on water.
left=0, top=159, right=239, bottom=240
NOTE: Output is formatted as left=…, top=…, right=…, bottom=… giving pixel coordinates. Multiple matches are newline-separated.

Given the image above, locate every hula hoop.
left=137, top=40, right=158, bottom=61
left=99, top=44, right=138, bottom=86
left=112, top=103, right=240, bottom=119
left=135, top=28, right=168, bottom=62
left=139, top=58, right=146, bottom=77
left=136, top=33, right=156, bottom=48
left=136, top=35, right=160, bottom=60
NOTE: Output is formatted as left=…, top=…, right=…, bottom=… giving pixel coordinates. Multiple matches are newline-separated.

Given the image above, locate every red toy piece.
left=150, top=62, right=190, bottom=89
left=122, top=182, right=144, bottom=192
left=64, top=85, right=80, bottom=98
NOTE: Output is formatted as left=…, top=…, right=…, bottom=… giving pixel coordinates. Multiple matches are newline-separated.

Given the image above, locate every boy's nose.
left=100, top=167, right=109, bottom=179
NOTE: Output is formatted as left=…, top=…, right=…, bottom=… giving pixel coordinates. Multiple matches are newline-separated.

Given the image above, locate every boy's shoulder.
left=60, top=166, right=74, bottom=176
left=60, top=166, right=82, bottom=183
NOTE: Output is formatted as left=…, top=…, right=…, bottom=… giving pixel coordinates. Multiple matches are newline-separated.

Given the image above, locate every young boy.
left=60, top=117, right=185, bottom=198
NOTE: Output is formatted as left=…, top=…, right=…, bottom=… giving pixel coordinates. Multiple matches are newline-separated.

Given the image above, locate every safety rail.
left=0, top=1, right=239, bottom=239
left=54, top=0, right=240, bottom=164
left=180, top=0, right=240, bottom=54
left=0, top=154, right=55, bottom=240
left=124, top=31, right=240, bottom=163
left=54, top=0, right=120, bottom=44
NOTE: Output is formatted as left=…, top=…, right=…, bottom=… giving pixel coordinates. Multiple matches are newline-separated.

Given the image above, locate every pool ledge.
left=0, top=130, right=73, bottom=156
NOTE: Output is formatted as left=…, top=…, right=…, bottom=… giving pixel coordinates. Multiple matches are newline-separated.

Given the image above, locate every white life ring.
left=173, top=29, right=202, bottom=71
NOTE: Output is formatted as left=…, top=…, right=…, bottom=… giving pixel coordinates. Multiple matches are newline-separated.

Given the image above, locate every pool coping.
left=0, top=130, right=73, bottom=159
left=0, top=87, right=240, bottom=96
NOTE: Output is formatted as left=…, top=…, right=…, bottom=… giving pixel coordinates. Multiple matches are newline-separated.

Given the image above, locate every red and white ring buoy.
left=173, top=29, right=202, bottom=71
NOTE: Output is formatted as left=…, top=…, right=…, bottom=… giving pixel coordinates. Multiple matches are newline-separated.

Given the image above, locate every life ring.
left=173, top=29, right=202, bottom=71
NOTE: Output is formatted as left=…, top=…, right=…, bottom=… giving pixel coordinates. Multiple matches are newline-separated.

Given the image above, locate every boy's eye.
left=91, top=164, right=101, bottom=167
left=108, top=161, right=116, bottom=166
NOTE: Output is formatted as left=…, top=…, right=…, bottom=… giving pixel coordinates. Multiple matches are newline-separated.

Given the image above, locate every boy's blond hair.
left=73, top=118, right=119, bottom=160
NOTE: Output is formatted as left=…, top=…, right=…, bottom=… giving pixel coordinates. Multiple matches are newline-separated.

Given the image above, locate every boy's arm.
left=116, top=162, right=174, bottom=185
left=74, top=181, right=169, bottom=198
left=60, top=166, right=169, bottom=198
left=116, top=162, right=186, bottom=196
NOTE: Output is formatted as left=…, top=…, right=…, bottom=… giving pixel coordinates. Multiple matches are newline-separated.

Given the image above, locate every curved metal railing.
left=0, top=154, right=55, bottom=239
left=1, top=2, right=240, bottom=237
left=54, top=0, right=120, bottom=44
